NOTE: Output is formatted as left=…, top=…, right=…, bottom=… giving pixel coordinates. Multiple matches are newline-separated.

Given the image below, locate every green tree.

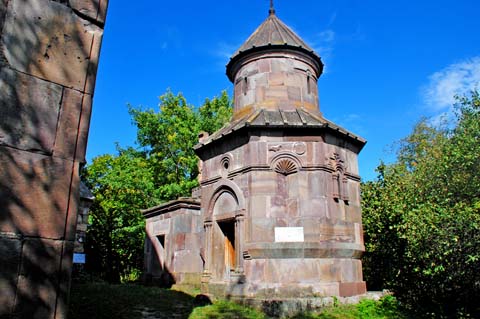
left=128, top=90, right=232, bottom=201
left=83, top=147, right=160, bottom=282
left=82, top=90, right=232, bottom=282
left=199, top=90, right=233, bottom=134
left=362, top=91, right=480, bottom=318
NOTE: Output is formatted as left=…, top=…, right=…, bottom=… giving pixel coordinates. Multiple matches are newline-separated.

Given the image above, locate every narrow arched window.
left=306, top=71, right=312, bottom=95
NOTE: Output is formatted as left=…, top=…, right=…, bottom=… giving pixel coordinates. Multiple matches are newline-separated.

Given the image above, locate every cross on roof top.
left=269, top=0, right=276, bottom=15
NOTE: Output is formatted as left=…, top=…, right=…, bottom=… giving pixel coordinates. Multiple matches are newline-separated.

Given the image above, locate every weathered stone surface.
left=0, top=233, right=22, bottom=316
left=173, top=250, right=203, bottom=273
left=13, top=238, right=63, bottom=319
left=54, top=240, right=74, bottom=319
left=69, top=0, right=108, bottom=24
left=172, top=214, right=193, bottom=234
left=84, top=31, right=104, bottom=94
left=0, top=68, right=62, bottom=153
left=249, top=196, right=269, bottom=218
left=2, top=0, right=102, bottom=92
left=65, top=162, right=81, bottom=241
left=150, top=219, right=170, bottom=235
left=0, top=147, right=73, bottom=239
left=53, top=88, right=83, bottom=160
left=339, top=281, right=367, bottom=297
left=0, top=0, right=9, bottom=37
left=0, top=0, right=106, bottom=317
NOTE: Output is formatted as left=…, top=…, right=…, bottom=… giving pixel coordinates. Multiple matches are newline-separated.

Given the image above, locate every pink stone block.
left=268, top=72, right=286, bottom=86
left=287, top=86, right=301, bottom=102
left=250, top=171, right=276, bottom=195
left=250, top=218, right=274, bottom=242
left=0, top=147, right=73, bottom=239
left=257, top=59, right=270, bottom=73
left=339, top=281, right=366, bottom=297
left=65, top=161, right=81, bottom=241
left=14, top=238, right=64, bottom=318
left=0, top=68, right=62, bottom=153
left=69, top=0, right=109, bottom=24
left=286, top=198, right=299, bottom=218
left=173, top=233, right=186, bottom=250
left=53, top=89, right=83, bottom=160
left=271, top=59, right=288, bottom=72
left=249, top=196, right=269, bottom=218
left=2, top=0, right=102, bottom=92
left=244, top=259, right=266, bottom=283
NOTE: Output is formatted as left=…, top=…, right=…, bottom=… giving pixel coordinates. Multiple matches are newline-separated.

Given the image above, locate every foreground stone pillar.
left=0, top=0, right=107, bottom=318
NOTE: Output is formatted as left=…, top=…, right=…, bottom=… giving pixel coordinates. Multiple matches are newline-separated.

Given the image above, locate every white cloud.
left=327, top=12, right=337, bottom=27
left=212, top=42, right=239, bottom=60
left=318, top=30, right=335, bottom=43
left=306, top=29, right=336, bottom=72
left=423, top=56, right=480, bottom=111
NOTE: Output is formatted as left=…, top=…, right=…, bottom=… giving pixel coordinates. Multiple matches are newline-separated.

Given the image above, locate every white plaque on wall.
left=274, top=227, right=304, bottom=242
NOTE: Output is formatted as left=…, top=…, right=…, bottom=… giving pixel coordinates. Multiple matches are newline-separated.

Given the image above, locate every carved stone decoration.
left=327, top=152, right=346, bottom=172
left=327, top=152, right=349, bottom=202
left=220, top=156, right=231, bottom=170
left=268, top=144, right=283, bottom=152
left=274, top=158, right=298, bottom=175
left=220, top=153, right=233, bottom=177
left=293, top=142, right=306, bottom=155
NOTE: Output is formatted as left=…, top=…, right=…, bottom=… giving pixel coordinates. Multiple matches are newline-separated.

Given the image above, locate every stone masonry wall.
left=232, top=51, right=320, bottom=118
left=0, top=0, right=107, bottom=318
left=144, top=201, right=204, bottom=287
left=199, top=130, right=366, bottom=298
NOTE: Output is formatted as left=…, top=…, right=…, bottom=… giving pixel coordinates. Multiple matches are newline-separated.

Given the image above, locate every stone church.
left=143, top=5, right=367, bottom=300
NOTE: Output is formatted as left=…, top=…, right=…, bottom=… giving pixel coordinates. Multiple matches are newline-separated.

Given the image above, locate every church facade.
left=143, top=7, right=367, bottom=299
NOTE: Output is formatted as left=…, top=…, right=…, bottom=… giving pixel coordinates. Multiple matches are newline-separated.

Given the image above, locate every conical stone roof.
left=226, top=11, right=322, bottom=81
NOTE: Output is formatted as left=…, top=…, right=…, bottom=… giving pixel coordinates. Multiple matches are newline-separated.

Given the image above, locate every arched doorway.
left=203, top=181, right=246, bottom=285
left=211, top=190, right=238, bottom=281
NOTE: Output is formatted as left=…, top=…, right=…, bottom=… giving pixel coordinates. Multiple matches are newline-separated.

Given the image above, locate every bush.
left=362, top=91, right=480, bottom=318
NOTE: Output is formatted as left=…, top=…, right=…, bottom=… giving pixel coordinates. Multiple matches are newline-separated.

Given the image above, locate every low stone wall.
left=233, top=291, right=386, bottom=318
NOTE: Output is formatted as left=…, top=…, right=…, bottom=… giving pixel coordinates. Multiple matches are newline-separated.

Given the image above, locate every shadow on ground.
left=68, top=283, right=199, bottom=319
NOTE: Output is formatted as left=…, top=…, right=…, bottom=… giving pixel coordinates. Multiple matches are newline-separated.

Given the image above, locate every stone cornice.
left=142, top=198, right=200, bottom=218
left=200, top=164, right=361, bottom=186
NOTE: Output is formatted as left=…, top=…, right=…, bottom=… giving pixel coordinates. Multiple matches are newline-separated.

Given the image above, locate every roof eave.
left=226, top=45, right=323, bottom=82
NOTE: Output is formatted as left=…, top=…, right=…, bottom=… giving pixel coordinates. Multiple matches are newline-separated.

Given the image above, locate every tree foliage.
left=362, top=91, right=480, bottom=318
left=82, top=147, right=159, bottom=282
left=128, top=90, right=232, bottom=201
left=82, top=90, right=232, bottom=282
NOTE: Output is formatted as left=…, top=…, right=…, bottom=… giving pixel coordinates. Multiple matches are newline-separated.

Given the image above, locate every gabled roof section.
left=193, top=108, right=366, bottom=152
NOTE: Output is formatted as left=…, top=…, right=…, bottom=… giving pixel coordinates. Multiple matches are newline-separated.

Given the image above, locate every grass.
left=189, top=300, right=267, bottom=319
left=290, top=296, right=409, bottom=319
left=68, top=283, right=409, bottom=319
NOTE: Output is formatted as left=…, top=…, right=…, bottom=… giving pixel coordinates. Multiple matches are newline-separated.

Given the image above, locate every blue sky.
left=87, top=0, right=480, bottom=181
